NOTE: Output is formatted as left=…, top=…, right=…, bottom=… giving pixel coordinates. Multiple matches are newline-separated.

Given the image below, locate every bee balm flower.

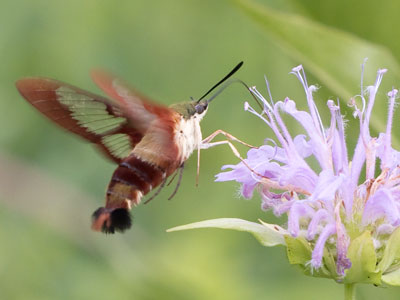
left=169, top=63, right=400, bottom=296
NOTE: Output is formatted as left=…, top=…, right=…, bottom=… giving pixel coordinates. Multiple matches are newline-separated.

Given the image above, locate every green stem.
left=344, top=283, right=356, bottom=300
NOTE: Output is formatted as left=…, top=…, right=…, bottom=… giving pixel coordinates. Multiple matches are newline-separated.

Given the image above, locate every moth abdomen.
left=111, top=167, right=150, bottom=194
left=112, top=154, right=166, bottom=198
left=91, top=153, right=167, bottom=233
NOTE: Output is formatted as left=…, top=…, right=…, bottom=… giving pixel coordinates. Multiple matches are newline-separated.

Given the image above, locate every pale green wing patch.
left=101, top=133, right=133, bottom=160
left=56, top=86, right=127, bottom=135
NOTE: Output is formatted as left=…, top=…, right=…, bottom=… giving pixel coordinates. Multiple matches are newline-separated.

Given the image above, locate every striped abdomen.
left=107, top=154, right=166, bottom=206
left=92, top=153, right=167, bottom=233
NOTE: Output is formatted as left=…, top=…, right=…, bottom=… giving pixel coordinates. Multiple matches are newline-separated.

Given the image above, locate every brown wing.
left=90, top=70, right=182, bottom=172
left=90, top=69, right=175, bottom=129
left=16, top=77, right=144, bottom=163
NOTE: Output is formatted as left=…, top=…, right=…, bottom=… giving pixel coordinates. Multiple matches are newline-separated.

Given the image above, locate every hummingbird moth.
left=16, top=62, right=245, bottom=234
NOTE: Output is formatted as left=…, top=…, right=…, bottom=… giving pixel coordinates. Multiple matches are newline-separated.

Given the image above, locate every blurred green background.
left=1, top=0, right=400, bottom=299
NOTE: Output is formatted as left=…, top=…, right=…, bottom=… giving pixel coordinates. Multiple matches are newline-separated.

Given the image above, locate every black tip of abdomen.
left=108, top=208, right=132, bottom=233
left=91, top=207, right=132, bottom=234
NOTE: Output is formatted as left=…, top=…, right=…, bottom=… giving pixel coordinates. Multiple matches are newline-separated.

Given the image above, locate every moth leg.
left=201, top=130, right=256, bottom=174
left=145, top=163, right=185, bottom=204
left=201, top=139, right=265, bottom=180
left=201, top=129, right=257, bottom=148
left=144, top=177, right=167, bottom=204
left=168, top=163, right=185, bottom=200
left=198, top=130, right=256, bottom=184
left=167, top=168, right=179, bottom=186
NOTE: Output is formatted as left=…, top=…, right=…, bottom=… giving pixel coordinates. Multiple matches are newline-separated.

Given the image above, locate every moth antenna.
left=197, top=61, right=243, bottom=102
left=168, top=163, right=185, bottom=200
left=195, top=61, right=262, bottom=110
left=206, top=78, right=264, bottom=110
left=144, top=178, right=167, bottom=204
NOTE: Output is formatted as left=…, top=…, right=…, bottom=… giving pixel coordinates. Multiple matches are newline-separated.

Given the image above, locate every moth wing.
left=16, top=77, right=143, bottom=163
left=90, top=69, right=175, bottom=132
left=91, top=70, right=182, bottom=170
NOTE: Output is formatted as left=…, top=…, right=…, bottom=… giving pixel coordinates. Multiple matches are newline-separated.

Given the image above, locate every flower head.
left=216, top=63, right=400, bottom=282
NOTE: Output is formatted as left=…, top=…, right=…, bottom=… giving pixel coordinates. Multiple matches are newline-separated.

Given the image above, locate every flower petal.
left=363, top=188, right=400, bottom=225
left=288, top=201, right=315, bottom=237
left=310, top=223, right=336, bottom=269
left=278, top=99, right=330, bottom=170
left=309, top=170, right=344, bottom=205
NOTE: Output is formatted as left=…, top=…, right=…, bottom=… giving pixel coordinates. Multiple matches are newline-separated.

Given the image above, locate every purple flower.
left=216, top=63, right=400, bottom=277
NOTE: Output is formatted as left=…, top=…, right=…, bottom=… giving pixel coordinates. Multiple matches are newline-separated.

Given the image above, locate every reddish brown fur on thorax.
left=133, top=117, right=181, bottom=170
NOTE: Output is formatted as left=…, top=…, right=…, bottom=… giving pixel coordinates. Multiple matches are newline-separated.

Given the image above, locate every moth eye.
left=195, top=103, right=207, bottom=114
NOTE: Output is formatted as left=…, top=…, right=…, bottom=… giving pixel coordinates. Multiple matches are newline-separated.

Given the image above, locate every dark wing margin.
left=16, top=77, right=143, bottom=163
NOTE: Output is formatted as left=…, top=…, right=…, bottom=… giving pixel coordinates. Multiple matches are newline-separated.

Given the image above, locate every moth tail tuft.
left=91, top=207, right=132, bottom=234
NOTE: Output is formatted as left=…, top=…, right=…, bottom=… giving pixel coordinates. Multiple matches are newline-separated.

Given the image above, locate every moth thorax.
left=176, top=114, right=203, bottom=161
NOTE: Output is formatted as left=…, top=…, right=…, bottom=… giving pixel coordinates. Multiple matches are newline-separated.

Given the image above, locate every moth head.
left=194, top=99, right=209, bottom=115
left=170, top=62, right=243, bottom=120
left=170, top=99, right=208, bottom=120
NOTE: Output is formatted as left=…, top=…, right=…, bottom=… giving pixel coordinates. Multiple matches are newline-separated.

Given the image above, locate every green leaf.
left=377, top=227, right=400, bottom=274
left=285, top=236, right=334, bottom=279
left=167, top=218, right=286, bottom=247
left=285, top=235, right=311, bottom=265
left=382, top=268, right=400, bottom=286
left=233, top=0, right=400, bottom=136
left=345, top=231, right=381, bottom=284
